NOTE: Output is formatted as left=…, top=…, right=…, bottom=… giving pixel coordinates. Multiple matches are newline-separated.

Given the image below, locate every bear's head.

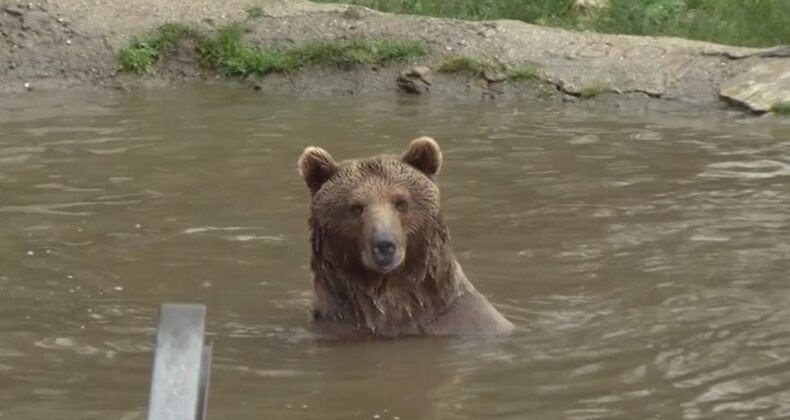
left=298, top=137, right=443, bottom=276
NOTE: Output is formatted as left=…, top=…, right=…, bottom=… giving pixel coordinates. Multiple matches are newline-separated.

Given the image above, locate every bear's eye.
left=395, top=199, right=409, bottom=212
left=349, top=204, right=364, bottom=217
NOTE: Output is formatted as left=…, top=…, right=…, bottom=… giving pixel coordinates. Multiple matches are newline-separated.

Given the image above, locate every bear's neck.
left=309, top=220, right=470, bottom=336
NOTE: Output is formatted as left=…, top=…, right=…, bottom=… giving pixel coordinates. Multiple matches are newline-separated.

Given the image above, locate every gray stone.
left=342, top=6, right=364, bottom=20
left=397, top=65, right=432, bottom=94
left=483, top=69, right=507, bottom=83
left=720, top=60, right=790, bottom=112
left=2, top=5, right=25, bottom=16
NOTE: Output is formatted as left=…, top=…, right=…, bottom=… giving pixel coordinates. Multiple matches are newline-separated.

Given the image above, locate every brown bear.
left=298, top=136, right=514, bottom=338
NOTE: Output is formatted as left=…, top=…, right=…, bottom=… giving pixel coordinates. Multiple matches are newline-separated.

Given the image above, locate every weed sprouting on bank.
left=509, top=67, right=540, bottom=81
left=316, top=0, right=790, bottom=47
left=436, top=55, right=492, bottom=77
left=119, top=23, right=202, bottom=74
left=119, top=21, right=428, bottom=77
left=771, top=101, right=790, bottom=115
left=578, top=83, right=610, bottom=99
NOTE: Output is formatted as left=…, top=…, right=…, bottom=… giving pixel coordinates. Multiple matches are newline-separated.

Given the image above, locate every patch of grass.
left=589, top=0, right=790, bottom=48
left=119, top=21, right=428, bottom=77
left=436, top=55, right=492, bottom=77
left=771, top=101, right=790, bottom=115
left=315, top=0, right=790, bottom=47
left=119, top=23, right=201, bottom=74
left=509, top=66, right=540, bottom=81
left=578, top=82, right=610, bottom=99
left=198, top=23, right=298, bottom=76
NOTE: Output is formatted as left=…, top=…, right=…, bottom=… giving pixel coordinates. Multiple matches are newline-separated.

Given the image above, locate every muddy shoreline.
left=1, top=0, right=788, bottom=114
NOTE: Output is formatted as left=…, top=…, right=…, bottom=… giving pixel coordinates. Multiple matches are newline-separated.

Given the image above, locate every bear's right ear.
left=401, top=136, right=442, bottom=178
left=298, top=146, right=338, bottom=194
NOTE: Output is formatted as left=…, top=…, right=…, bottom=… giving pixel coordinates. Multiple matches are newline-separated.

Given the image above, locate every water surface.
left=1, top=86, right=790, bottom=419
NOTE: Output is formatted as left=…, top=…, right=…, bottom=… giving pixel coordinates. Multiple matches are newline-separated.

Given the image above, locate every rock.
left=720, top=60, right=790, bottom=112
left=342, top=6, right=364, bottom=20
left=22, top=11, right=49, bottom=32
left=397, top=65, right=432, bottom=94
left=483, top=69, right=507, bottom=83
left=572, top=0, right=608, bottom=16
left=2, top=5, right=25, bottom=16
left=759, top=46, right=790, bottom=58
left=172, top=38, right=197, bottom=64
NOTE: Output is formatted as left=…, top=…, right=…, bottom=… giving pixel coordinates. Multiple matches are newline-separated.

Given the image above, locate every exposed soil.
left=1, top=0, right=787, bottom=113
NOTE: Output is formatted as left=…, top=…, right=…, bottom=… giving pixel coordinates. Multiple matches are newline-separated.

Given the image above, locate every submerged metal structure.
left=146, top=303, right=213, bottom=420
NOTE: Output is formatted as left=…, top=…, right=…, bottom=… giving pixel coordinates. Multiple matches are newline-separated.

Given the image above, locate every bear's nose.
left=373, top=238, right=396, bottom=257
left=372, top=230, right=397, bottom=262
left=369, top=229, right=401, bottom=273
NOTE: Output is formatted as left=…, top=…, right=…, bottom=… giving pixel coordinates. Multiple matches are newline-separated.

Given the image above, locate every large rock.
left=397, top=65, right=432, bottom=94
left=720, top=60, right=790, bottom=112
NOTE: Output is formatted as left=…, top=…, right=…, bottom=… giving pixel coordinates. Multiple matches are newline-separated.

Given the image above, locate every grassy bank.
left=772, top=101, right=790, bottom=115
left=119, top=20, right=428, bottom=76
left=315, top=0, right=790, bottom=48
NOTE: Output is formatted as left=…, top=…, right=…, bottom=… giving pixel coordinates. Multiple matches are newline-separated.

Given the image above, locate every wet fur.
left=300, top=138, right=514, bottom=338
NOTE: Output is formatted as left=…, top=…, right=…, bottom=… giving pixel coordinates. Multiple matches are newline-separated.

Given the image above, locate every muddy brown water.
left=1, top=85, right=790, bottom=420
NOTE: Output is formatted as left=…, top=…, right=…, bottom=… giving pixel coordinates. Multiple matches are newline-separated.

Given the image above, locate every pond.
left=1, top=85, right=789, bottom=419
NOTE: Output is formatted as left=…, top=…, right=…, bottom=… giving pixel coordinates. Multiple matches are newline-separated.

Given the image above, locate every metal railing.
left=146, top=303, right=213, bottom=420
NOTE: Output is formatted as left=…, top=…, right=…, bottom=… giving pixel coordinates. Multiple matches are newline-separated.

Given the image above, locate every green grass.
left=119, top=21, right=428, bottom=76
left=771, top=101, right=790, bottom=115
left=578, top=82, right=610, bottom=99
left=509, top=67, right=540, bottom=81
left=436, top=55, right=492, bottom=77
left=315, top=0, right=790, bottom=47
left=119, top=23, right=202, bottom=74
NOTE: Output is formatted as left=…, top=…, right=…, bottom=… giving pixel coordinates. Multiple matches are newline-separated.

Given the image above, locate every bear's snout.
left=362, top=215, right=405, bottom=275
left=372, top=231, right=397, bottom=268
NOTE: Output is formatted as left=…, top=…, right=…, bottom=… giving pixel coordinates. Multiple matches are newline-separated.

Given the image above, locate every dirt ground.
left=0, top=0, right=787, bottom=113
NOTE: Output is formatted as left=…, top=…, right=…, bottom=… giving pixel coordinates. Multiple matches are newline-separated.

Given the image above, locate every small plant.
left=118, top=23, right=200, bottom=74
left=118, top=44, right=158, bottom=74
left=436, top=55, right=491, bottom=77
left=578, top=82, right=610, bottom=99
left=509, top=66, right=540, bottom=81
left=771, top=101, right=790, bottom=115
left=198, top=22, right=290, bottom=76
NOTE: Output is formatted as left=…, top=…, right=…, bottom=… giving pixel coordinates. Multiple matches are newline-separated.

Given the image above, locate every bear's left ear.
left=298, top=146, right=338, bottom=194
left=401, top=136, right=442, bottom=178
